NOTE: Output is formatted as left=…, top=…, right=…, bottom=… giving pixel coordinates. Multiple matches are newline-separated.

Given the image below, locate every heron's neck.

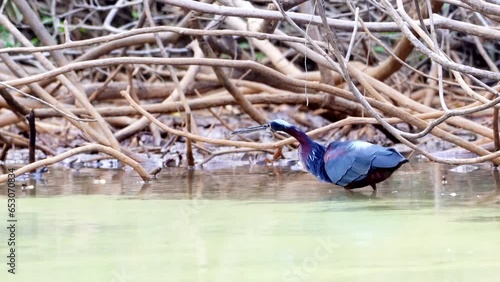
left=288, top=128, right=330, bottom=182
left=286, top=127, right=314, bottom=147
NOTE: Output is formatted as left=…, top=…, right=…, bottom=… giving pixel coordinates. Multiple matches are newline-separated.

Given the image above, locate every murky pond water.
left=2, top=162, right=500, bottom=282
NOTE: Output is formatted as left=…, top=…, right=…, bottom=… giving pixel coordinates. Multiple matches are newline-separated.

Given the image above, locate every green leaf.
left=255, top=52, right=266, bottom=61
left=30, top=37, right=40, bottom=46
left=374, top=46, right=385, bottom=53
left=132, top=10, right=140, bottom=19
left=41, top=15, right=53, bottom=24
left=0, top=26, right=15, bottom=47
left=239, top=41, right=249, bottom=49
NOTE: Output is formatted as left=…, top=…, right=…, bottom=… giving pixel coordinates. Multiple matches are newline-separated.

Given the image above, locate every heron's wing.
left=372, top=148, right=407, bottom=168
left=324, top=141, right=406, bottom=187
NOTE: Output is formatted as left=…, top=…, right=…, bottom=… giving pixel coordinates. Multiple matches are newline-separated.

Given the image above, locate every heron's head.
left=268, top=119, right=293, bottom=132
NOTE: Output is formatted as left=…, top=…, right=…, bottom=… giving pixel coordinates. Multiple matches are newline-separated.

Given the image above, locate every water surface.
left=1, top=162, right=500, bottom=282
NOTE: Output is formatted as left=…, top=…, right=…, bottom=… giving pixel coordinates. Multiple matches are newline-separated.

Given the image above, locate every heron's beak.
left=231, top=124, right=269, bottom=135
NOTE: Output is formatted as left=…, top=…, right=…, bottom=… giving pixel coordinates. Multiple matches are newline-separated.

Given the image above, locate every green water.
left=1, top=162, right=500, bottom=282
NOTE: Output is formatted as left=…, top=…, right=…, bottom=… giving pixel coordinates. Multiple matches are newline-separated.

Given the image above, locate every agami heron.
left=233, top=119, right=408, bottom=190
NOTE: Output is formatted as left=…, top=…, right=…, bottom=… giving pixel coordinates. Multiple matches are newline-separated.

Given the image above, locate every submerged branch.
left=0, top=144, right=151, bottom=183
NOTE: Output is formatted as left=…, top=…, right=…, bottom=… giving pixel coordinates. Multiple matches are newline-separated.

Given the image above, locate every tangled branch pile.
left=1, top=0, right=500, bottom=182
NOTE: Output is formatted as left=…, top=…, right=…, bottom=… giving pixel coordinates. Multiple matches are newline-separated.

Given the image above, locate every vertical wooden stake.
left=186, top=113, right=195, bottom=167
left=494, top=108, right=499, bottom=168
left=28, top=109, right=36, bottom=165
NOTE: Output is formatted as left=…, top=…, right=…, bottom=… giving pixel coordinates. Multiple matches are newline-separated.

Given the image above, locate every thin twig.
left=0, top=81, right=97, bottom=122
left=344, top=7, right=359, bottom=67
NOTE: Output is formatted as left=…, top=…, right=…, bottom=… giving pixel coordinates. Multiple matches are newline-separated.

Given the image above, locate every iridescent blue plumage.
left=323, top=141, right=407, bottom=189
left=232, top=119, right=408, bottom=190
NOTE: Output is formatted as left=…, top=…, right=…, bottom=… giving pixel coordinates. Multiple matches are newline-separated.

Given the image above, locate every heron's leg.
left=264, top=146, right=284, bottom=163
